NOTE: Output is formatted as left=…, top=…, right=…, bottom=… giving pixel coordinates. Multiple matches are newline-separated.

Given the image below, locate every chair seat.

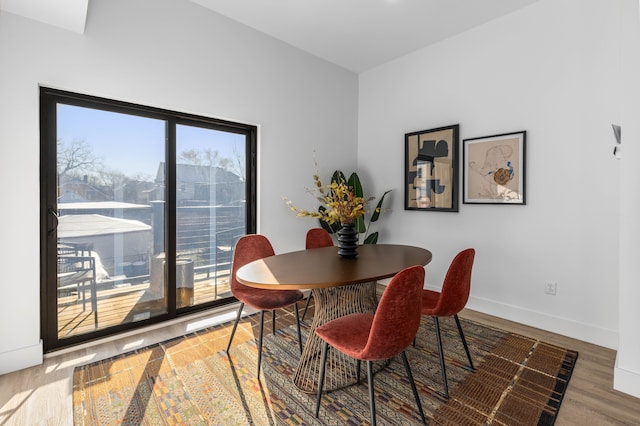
left=234, top=286, right=303, bottom=311
left=58, top=270, right=94, bottom=288
left=315, top=313, right=373, bottom=359
left=421, top=289, right=441, bottom=315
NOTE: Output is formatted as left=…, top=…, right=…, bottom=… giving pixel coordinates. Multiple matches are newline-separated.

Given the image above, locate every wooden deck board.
left=57, top=273, right=233, bottom=339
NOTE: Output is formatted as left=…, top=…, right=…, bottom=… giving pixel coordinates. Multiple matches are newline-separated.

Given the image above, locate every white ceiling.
left=0, top=0, right=540, bottom=73
left=0, top=0, right=88, bottom=34
left=190, top=0, right=540, bottom=72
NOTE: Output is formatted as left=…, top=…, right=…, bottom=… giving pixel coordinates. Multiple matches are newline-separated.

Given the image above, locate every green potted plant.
left=285, top=169, right=391, bottom=245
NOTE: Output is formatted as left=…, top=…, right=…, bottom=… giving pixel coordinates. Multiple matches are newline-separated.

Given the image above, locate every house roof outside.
left=58, top=201, right=151, bottom=211
left=155, top=163, right=242, bottom=184
left=58, top=214, right=151, bottom=238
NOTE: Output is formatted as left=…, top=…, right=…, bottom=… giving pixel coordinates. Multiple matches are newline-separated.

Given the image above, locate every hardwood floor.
left=1, top=300, right=639, bottom=425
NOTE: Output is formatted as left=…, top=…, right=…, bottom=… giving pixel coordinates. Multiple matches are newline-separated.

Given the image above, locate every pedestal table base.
left=293, top=281, right=388, bottom=393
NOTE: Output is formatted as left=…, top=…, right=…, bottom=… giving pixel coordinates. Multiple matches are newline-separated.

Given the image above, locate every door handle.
left=48, top=207, right=58, bottom=236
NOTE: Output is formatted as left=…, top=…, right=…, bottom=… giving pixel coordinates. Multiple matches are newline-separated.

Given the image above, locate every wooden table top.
left=236, top=244, right=432, bottom=290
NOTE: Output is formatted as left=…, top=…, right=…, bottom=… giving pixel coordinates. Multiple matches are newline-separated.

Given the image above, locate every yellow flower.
left=285, top=171, right=369, bottom=225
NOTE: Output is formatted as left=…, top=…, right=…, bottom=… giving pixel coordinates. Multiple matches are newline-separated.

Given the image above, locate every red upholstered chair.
left=420, top=248, right=476, bottom=398
left=225, top=234, right=304, bottom=376
left=301, top=228, right=334, bottom=321
left=306, top=227, right=334, bottom=249
left=314, top=265, right=427, bottom=426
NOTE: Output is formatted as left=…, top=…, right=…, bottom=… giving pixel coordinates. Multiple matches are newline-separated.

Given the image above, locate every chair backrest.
left=433, top=248, right=475, bottom=317
left=361, top=265, right=425, bottom=360
left=230, top=234, right=275, bottom=294
left=305, top=228, right=334, bottom=249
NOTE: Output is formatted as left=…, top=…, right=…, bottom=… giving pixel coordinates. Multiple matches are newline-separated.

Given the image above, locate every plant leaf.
left=319, top=219, right=334, bottom=234
left=346, top=172, right=366, bottom=232
left=347, top=172, right=363, bottom=198
left=370, top=190, right=392, bottom=222
left=363, top=232, right=379, bottom=244
left=318, top=206, right=340, bottom=233
left=331, top=170, right=346, bottom=185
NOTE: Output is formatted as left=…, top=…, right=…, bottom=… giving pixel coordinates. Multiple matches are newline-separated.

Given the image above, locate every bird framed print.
left=463, top=131, right=526, bottom=205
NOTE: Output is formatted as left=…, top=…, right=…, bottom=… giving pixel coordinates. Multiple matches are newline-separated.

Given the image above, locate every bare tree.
left=179, top=148, right=233, bottom=170
left=229, top=144, right=246, bottom=181
left=57, top=138, right=101, bottom=179
left=94, top=168, right=127, bottom=189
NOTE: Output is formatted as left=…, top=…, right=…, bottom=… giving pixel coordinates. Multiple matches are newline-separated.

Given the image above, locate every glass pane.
left=56, top=104, right=166, bottom=339
left=175, top=124, right=246, bottom=308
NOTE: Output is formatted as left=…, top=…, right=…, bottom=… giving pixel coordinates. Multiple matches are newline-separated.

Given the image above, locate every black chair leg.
left=356, top=359, right=361, bottom=384
left=454, top=314, right=475, bottom=371
left=258, top=310, right=265, bottom=377
left=401, top=351, right=426, bottom=424
left=294, top=302, right=302, bottom=354
left=433, top=316, right=449, bottom=398
left=226, top=303, right=244, bottom=353
left=301, top=292, right=313, bottom=321
left=367, top=360, right=377, bottom=426
left=315, top=341, right=329, bottom=418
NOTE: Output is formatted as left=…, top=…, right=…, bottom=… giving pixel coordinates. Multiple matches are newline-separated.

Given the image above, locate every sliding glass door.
left=40, top=88, right=256, bottom=351
left=54, top=104, right=168, bottom=338
left=174, top=124, right=247, bottom=308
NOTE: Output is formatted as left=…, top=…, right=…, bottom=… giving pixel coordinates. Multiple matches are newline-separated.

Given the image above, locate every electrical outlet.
left=544, top=281, right=557, bottom=295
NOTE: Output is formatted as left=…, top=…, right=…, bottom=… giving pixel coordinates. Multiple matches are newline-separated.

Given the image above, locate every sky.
left=56, top=104, right=244, bottom=180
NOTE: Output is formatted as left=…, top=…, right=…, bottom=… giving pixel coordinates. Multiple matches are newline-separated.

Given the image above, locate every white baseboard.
left=466, top=295, right=618, bottom=350
left=46, top=303, right=247, bottom=361
left=0, top=340, right=43, bottom=375
left=326, top=281, right=618, bottom=349
left=380, top=280, right=618, bottom=348
left=614, top=357, right=640, bottom=398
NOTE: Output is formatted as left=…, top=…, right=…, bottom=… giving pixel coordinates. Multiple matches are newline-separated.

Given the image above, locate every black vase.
left=337, top=222, right=359, bottom=258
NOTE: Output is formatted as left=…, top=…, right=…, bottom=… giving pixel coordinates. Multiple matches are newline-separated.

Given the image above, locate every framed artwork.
left=405, top=124, right=459, bottom=212
left=463, top=131, right=526, bottom=204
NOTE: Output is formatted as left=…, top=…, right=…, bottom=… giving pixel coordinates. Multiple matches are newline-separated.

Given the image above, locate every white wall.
left=0, top=0, right=357, bottom=374
left=616, top=0, right=640, bottom=400
left=359, top=0, right=623, bottom=349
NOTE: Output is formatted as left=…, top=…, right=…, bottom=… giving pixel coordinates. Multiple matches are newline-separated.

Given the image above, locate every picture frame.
left=405, top=124, right=459, bottom=212
left=463, top=131, right=526, bottom=205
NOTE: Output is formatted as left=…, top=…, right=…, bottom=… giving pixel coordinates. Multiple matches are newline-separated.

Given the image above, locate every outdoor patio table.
left=236, top=243, right=432, bottom=393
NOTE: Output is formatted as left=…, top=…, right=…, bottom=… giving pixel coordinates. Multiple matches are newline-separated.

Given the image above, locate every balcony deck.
left=57, top=269, right=233, bottom=339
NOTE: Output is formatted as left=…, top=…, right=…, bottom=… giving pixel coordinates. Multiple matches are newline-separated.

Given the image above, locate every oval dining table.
left=236, top=243, right=432, bottom=393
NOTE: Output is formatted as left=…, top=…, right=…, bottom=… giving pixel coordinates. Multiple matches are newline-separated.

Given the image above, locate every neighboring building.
left=58, top=175, right=111, bottom=203
left=58, top=214, right=152, bottom=278
left=154, top=163, right=244, bottom=206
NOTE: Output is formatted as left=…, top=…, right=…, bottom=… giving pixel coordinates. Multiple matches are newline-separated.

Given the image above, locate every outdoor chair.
left=57, top=251, right=98, bottom=328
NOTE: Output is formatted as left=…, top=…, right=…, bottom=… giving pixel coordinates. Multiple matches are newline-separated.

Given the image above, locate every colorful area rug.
left=73, top=315, right=577, bottom=425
